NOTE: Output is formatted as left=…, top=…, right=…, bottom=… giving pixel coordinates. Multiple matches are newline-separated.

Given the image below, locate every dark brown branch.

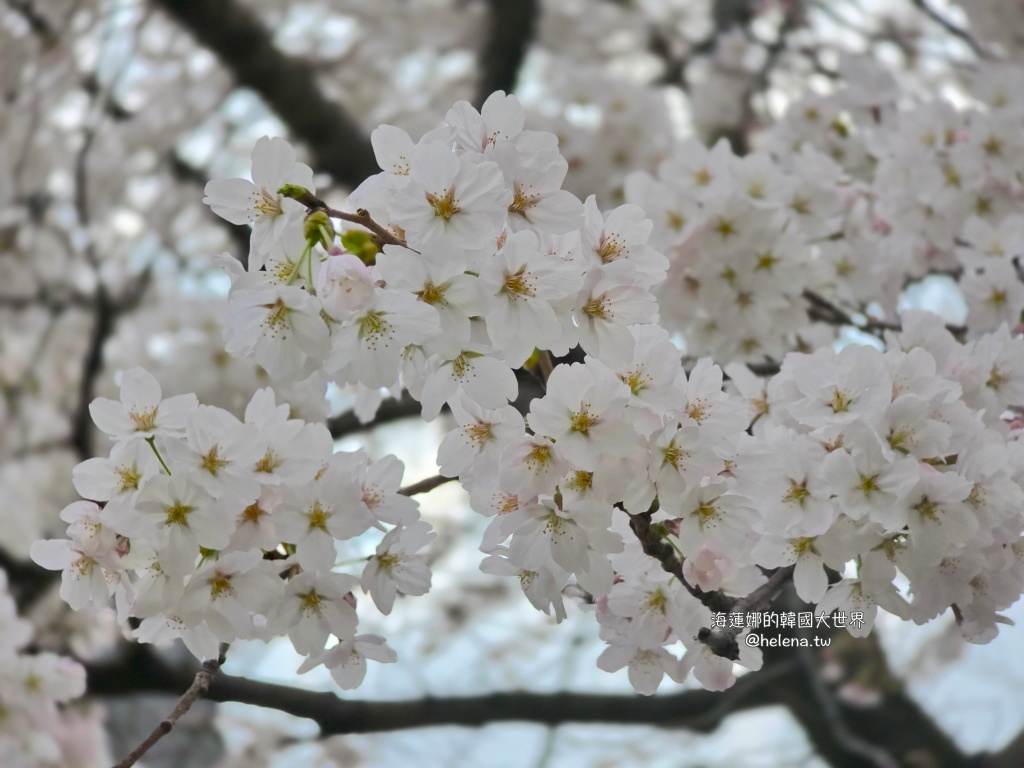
left=327, top=372, right=548, bottom=442
left=984, top=727, right=1024, bottom=768
left=700, top=566, right=796, bottom=661
left=85, top=636, right=977, bottom=767
left=69, top=127, right=113, bottom=462
left=909, top=0, right=984, bottom=57
left=112, top=656, right=222, bottom=768
left=399, top=474, right=455, bottom=496
left=782, top=629, right=970, bottom=768
left=476, top=0, right=539, bottom=107
left=802, top=289, right=967, bottom=341
left=626, top=507, right=732, bottom=614
left=325, top=207, right=406, bottom=248
left=328, top=392, right=424, bottom=440
left=797, top=640, right=898, bottom=768
left=152, top=0, right=379, bottom=189
left=87, top=645, right=795, bottom=736
left=626, top=505, right=797, bottom=660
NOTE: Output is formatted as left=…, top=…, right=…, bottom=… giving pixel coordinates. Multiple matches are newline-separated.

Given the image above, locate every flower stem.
left=146, top=436, right=172, bottom=475
left=288, top=243, right=313, bottom=287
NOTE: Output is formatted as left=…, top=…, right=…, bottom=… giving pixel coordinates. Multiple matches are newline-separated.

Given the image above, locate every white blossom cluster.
left=626, top=58, right=1024, bottom=364
left=32, top=368, right=434, bottom=689
left=0, top=569, right=104, bottom=768
left=625, top=137, right=840, bottom=362
left=766, top=58, right=1024, bottom=338
left=32, top=90, right=1024, bottom=698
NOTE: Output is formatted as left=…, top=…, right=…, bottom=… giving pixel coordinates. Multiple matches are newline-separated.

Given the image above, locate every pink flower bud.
left=316, top=251, right=375, bottom=318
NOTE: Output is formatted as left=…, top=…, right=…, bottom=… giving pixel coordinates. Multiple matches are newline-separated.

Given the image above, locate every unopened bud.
left=340, top=230, right=380, bottom=265
left=278, top=184, right=319, bottom=207
left=304, top=210, right=335, bottom=248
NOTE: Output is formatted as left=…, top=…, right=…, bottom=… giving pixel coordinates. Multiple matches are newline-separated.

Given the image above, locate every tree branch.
left=476, top=0, right=539, bottom=107
left=88, top=645, right=795, bottom=736
left=85, top=636, right=979, bottom=768
left=327, top=392, right=424, bottom=440
left=909, top=0, right=984, bottom=57
left=802, top=289, right=967, bottom=341
left=112, top=656, right=223, bottom=768
left=152, top=0, right=378, bottom=189
left=323, top=206, right=406, bottom=248
left=797, top=640, right=899, bottom=768
left=399, top=474, right=455, bottom=496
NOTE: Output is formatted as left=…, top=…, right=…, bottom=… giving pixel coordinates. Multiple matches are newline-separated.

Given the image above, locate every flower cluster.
left=32, top=368, right=434, bottom=689
left=765, top=58, right=1024, bottom=340
left=0, top=569, right=100, bottom=768
left=36, top=87, right=1024, bottom=699
left=625, top=138, right=838, bottom=362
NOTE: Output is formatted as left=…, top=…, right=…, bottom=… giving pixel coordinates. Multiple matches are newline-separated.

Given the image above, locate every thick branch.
left=84, top=638, right=976, bottom=768
left=984, top=727, right=1024, bottom=768
left=626, top=508, right=731, bottom=614
left=153, top=0, right=378, bottom=188
left=476, top=0, right=539, bottom=107
left=88, top=647, right=794, bottom=736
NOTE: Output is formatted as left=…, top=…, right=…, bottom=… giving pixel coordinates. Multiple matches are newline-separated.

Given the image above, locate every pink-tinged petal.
left=251, top=136, right=295, bottom=189
left=693, top=650, right=736, bottom=691
left=596, top=643, right=633, bottom=673
left=330, top=655, right=368, bottom=690
left=480, top=91, right=525, bottom=140
left=296, top=530, right=337, bottom=572
left=181, top=624, right=222, bottom=661
left=366, top=567, right=398, bottom=615
left=30, top=539, right=76, bottom=570
left=409, top=141, right=459, bottom=191
left=371, top=125, right=416, bottom=175
left=158, top=394, right=199, bottom=431
left=89, top=398, right=131, bottom=436
left=120, top=368, right=162, bottom=412
left=160, top=525, right=199, bottom=576
left=356, top=635, right=398, bottom=664
left=520, top=191, right=584, bottom=234
left=59, top=500, right=102, bottom=524
left=61, top=560, right=109, bottom=611
left=627, top=651, right=665, bottom=696
left=290, top=618, right=329, bottom=656
left=203, top=178, right=259, bottom=224
left=794, top=556, right=828, bottom=603
left=72, top=458, right=116, bottom=501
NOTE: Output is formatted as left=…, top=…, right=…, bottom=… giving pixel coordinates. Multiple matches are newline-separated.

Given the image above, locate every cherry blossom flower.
left=203, top=136, right=315, bottom=261
left=89, top=368, right=198, bottom=443
left=298, top=634, right=397, bottom=690
left=390, top=142, right=511, bottom=250
left=361, top=521, right=436, bottom=615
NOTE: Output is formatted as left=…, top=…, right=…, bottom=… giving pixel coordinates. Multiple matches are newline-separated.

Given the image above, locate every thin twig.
left=281, top=185, right=406, bottom=249
left=399, top=474, right=455, bottom=496
left=325, top=206, right=407, bottom=248
left=112, top=656, right=223, bottom=768
left=803, top=289, right=966, bottom=341
left=909, top=0, right=985, bottom=57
